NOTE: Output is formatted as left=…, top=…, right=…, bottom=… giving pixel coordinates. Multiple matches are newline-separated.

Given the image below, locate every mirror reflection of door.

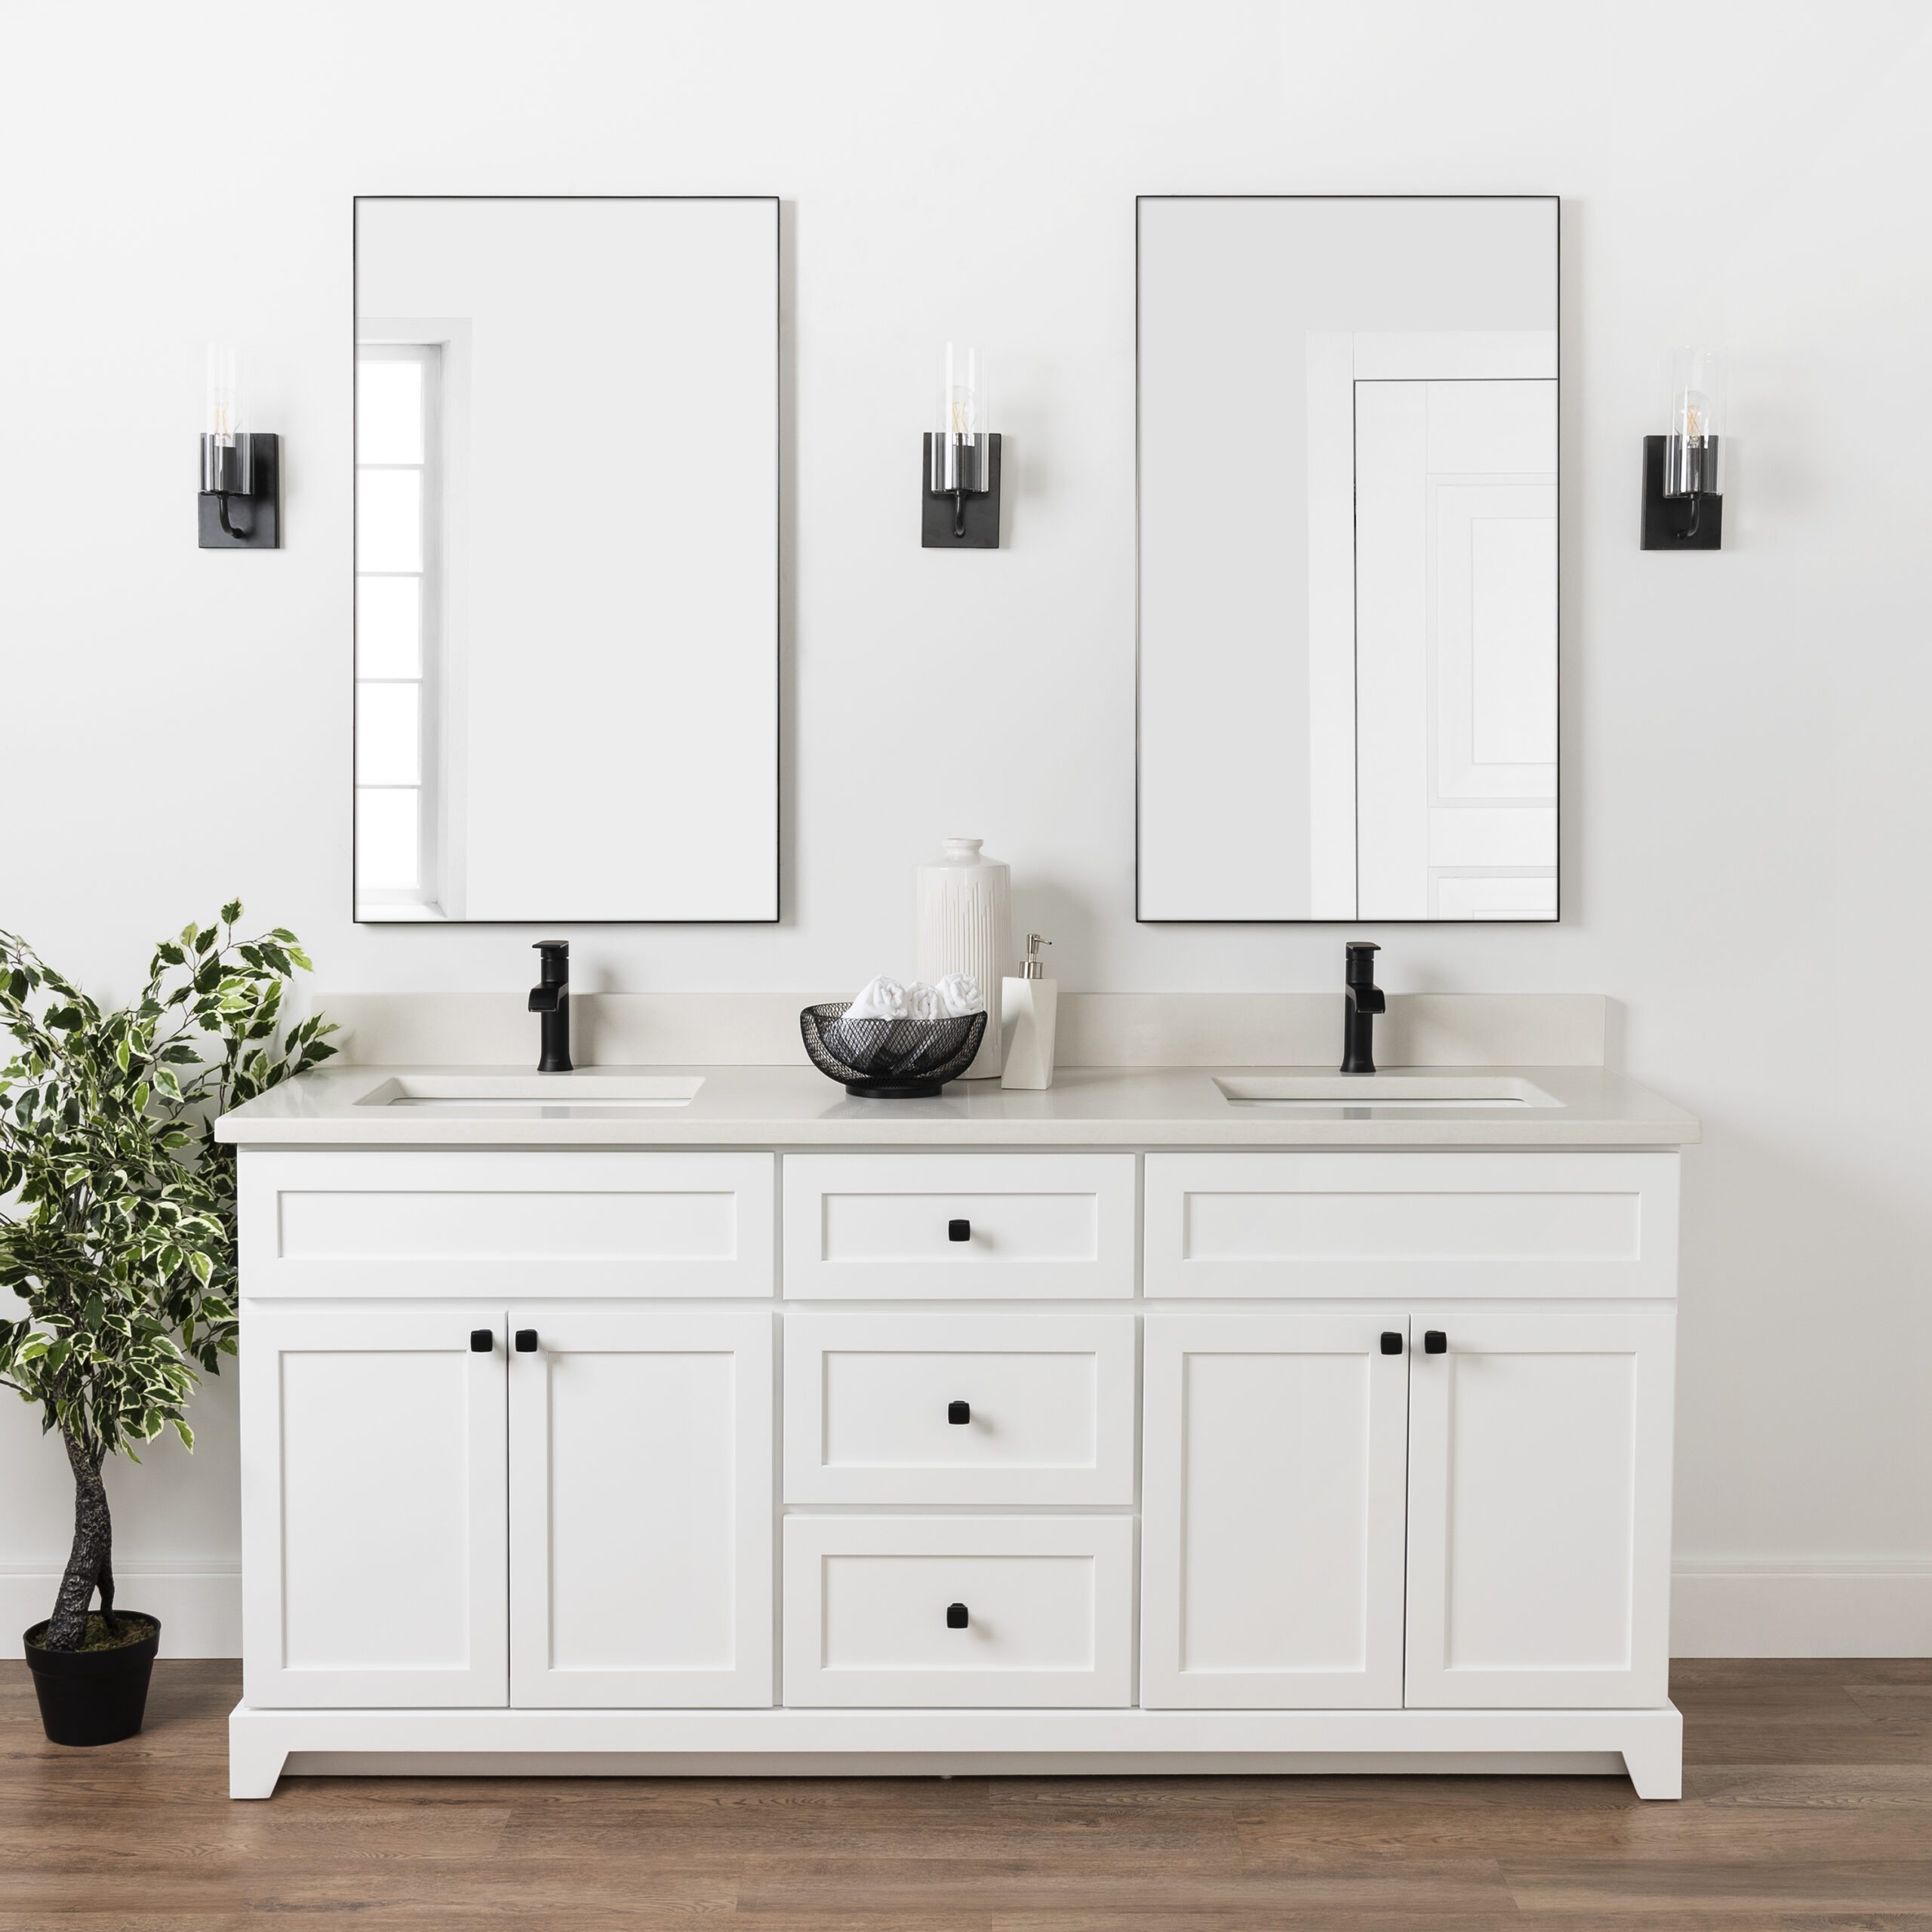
left=1137, top=197, right=1559, bottom=923
left=1316, top=340, right=1557, bottom=918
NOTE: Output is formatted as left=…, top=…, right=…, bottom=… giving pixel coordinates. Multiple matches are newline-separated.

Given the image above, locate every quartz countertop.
left=214, top=1063, right=1700, bottom=1149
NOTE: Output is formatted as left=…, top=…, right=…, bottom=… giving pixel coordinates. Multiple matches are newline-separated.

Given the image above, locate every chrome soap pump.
left=999, top=933, right=1057, bottom=1091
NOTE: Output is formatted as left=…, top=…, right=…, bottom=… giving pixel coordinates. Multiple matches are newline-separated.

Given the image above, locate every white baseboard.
left=0, top=1564, right=240, bottom=1657
left=1671, top=1561, right=1932, bottom=1657
left=7, top=1563, right=1922, bottom=1663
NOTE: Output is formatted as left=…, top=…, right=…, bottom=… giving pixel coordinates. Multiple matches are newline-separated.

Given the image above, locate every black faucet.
left=528, top=941, right=572, bottom=1072
left=1340, top=941, right=1386, bottom=1075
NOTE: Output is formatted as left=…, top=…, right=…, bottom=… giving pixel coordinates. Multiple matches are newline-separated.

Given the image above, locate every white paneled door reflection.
left=1354, top=377, right=1557, bottom=919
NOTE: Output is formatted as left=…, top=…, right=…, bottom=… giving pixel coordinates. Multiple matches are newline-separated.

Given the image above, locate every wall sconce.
left=922, top=342, right=1001, bottom=548
left=1641, top=346, right=1724, bottom=550
left=198, top=344, right=279, bottom=549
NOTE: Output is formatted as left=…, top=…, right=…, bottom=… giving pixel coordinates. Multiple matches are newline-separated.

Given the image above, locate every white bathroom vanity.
left=218, top=1038, right=1697, bottom=1799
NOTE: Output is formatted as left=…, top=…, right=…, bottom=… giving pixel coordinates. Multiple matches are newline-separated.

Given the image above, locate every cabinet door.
left=1140, top=1315, right=1410, bottom=1709
left=509, top=1306, right=772, bottom=1707
left=1404, top=1309, right=1675, bottom=1709
left=241, top=1302, right=508, bottom=1709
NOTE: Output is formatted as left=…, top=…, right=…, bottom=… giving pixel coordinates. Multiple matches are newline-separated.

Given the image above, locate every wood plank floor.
left=4, top=1660, right=1930, bottom=1929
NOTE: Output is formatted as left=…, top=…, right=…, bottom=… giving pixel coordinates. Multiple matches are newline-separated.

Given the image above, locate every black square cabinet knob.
left=1379, top=1332, right=1402, bottom=1355
left=515, top=1328, right=540, bottom=1353
left=948, top=1400, right=971, bottom=1425
left=1424, top=1331, right=1447, bottom=1355
left=946, top=1602, right=969, bottom=1629
left=948, top=1218, right=971, bottom=1242
left=469, top=1329, right=494, bottom=1353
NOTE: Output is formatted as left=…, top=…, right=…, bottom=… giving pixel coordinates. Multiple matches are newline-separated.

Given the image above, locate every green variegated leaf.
left=0, top=912, right=325, bottom=1532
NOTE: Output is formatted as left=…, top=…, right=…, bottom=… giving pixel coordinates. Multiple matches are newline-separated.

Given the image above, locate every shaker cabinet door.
left=509, top=1306, right=773, bottom=1707
left=241, top=1302, right=509, bottom=1709
left=1140, top=1315, right=1410, bottom=1708
left=1403, top=1309, right=1675, bottom=1709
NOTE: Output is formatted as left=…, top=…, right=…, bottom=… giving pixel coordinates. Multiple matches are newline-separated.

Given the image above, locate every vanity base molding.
left=229, top=1701, right=1683, bottom=1801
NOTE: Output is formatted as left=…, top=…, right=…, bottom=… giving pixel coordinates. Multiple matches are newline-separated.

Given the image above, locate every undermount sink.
left=356, top=1074, right=705, bottom=1111
left=1215, top=1074, right=1560, bottom=1109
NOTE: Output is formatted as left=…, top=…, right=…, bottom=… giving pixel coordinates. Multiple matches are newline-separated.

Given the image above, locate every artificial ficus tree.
left=0, top=904, right=335, bottom=1650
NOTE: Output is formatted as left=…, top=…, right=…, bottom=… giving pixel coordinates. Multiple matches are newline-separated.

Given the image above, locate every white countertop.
left=215, top=1063, right=1700, bottom=1149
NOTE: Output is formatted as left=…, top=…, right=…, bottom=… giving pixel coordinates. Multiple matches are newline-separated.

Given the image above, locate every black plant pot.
left=23, top=1614, right=161, bottom=1746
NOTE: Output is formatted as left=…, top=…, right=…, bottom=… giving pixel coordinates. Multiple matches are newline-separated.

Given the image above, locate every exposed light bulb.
left=1674, top=388, right=1712, bottom=442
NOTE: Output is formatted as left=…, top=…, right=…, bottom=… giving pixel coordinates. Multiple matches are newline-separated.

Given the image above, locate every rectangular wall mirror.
left=1137, top=195, right=1558, bottom=922
left=353, top=196, right=778, bottom=923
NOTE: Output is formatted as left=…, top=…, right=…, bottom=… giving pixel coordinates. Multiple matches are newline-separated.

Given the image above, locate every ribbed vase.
left=915, top=837, right=1011, bottom=1079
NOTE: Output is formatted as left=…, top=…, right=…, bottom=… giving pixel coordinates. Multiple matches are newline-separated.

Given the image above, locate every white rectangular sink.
left=1216, top=1075, right=1560, bottom=1109
left=357, top=1074, right=704, bottom=1111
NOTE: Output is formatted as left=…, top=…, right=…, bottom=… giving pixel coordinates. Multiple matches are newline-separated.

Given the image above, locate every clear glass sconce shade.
left=201, top=343, right=251, bottom=494
left=932, top=341, right=992, bottom=492
left=1664, top=345, right=1725, bottom=497
left=205, top=343, right=246, bottom=441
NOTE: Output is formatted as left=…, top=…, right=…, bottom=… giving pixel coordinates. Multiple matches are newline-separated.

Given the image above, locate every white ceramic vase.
left=915, top=837, right=1011, bottom=1079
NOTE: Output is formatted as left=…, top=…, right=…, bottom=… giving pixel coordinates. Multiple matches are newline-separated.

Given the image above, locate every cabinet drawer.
left=1144, top=1152, right=1678, bottom=1299
left=782, top=1154, right=1136, bottom=1299
left=783, top=1315, right=1136, bottom=1503
left=782, top=1516, right=1133, bottom=1707
left=241, top=1150, right=775, bottom=1297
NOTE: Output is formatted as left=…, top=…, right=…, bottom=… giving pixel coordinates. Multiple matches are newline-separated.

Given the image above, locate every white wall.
left=3, top=0, right=1929, bottom=1656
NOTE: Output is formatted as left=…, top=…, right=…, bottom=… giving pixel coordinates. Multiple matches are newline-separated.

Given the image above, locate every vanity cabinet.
left=1140, top=1309, right=1674, bottom=1712
left=231, top=1137, right=1686, bottom=1799
left=241, top=1299, right=771, bottom=1712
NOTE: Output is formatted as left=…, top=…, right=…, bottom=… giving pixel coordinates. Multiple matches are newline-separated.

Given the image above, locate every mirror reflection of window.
left=352, top=197, right=779, bottom=924
left=355, top=343, right=443, bottom=917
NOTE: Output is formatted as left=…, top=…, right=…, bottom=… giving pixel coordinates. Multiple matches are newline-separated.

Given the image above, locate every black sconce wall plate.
left=1640, top=435, right=1721, bottom=550
left=921, top=432, right=1001, bottom=548
left=199, top=433, right=281, bottom=549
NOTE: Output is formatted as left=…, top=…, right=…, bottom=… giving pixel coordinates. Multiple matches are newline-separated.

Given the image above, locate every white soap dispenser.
left=1000, top=934, right=1057, bottom=1090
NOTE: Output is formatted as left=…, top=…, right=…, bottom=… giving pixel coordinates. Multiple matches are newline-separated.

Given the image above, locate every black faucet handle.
left=1345, top=940, right=1381, bottom=980
left=532, top=940, right=571, bottom=977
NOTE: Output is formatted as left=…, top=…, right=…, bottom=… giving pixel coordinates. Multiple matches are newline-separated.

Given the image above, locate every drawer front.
left=783, top=1315, right=1137, bottom=1504
left=242, top=1150, right=775, bottom=1297
left=782, top=1153, right=1137, bottom=1299
left=1144, top=1152, right=1678, bottom=1299
left=783, top=1516, right=1133, bottom=1706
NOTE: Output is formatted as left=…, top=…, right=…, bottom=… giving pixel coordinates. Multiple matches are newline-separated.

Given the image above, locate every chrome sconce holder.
left=198, top=344, right=279, bottom=549
left=923, top=341, right=1001, bottom=548
left=1641, top=346, right=1724, bottom=551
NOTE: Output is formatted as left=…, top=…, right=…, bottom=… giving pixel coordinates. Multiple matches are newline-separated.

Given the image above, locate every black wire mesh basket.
left=799, top=1002, right=988, bottom=1099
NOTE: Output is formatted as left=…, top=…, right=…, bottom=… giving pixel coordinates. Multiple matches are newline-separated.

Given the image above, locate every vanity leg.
left=228, top=1706, right=288, bottom=1800
left=1621, top=1708, right=1684, bottom=1800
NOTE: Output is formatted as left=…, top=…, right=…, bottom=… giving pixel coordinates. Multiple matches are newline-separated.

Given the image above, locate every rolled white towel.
left=935, top=972, right=984, bottom=1017
left=904, top=980, right=943, bottom=1022
left=844, top=975, right=909, bottom=1021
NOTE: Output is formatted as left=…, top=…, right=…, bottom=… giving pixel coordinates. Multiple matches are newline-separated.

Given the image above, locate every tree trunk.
left=45, top=1429, right=112, bottom=1651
